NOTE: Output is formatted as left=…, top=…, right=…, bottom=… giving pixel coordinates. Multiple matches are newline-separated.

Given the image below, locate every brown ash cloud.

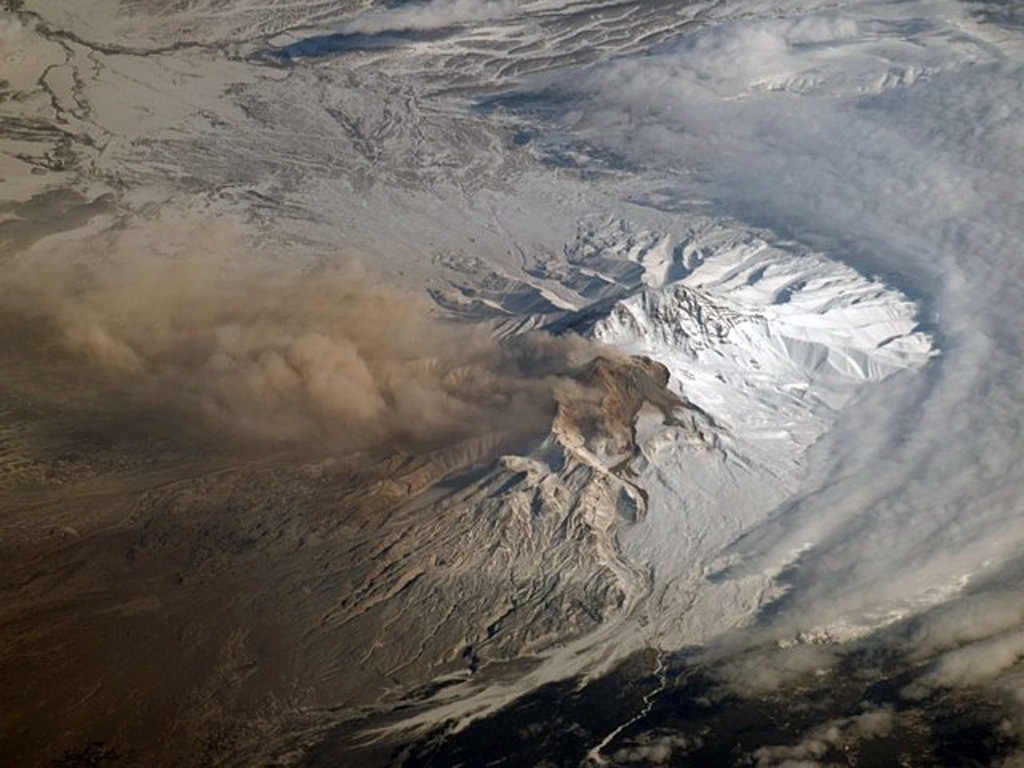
left=1, top=222, right=605, bottom=460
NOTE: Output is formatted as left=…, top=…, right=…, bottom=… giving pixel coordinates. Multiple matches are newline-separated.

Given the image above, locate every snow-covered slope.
left=586, top=218, right=934, bottom=647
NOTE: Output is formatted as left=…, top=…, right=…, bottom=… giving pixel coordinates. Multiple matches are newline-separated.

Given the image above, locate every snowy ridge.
left=590, top=218, right=934, bottom=447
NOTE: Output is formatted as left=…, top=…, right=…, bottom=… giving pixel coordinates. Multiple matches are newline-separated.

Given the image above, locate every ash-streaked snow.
left=1, top=0, right=1023, bottom=765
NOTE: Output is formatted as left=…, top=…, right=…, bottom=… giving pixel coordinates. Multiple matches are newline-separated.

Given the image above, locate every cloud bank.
left=550, top=0, right=1024, bottom=640
left=476, top=0, right=1024, bottom=734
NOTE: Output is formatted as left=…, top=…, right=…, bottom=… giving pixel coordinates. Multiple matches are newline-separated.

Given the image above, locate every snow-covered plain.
left=2, top=0, right=1023, bottom=765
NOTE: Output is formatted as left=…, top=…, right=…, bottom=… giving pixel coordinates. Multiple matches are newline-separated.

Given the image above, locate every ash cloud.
left=2, top=220, right=599, bottom=457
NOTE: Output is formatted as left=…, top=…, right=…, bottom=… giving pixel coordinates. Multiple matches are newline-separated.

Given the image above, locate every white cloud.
left=706, top=632, right=839, bottom=696
left=611, top=732, right=696, bottom=765
left=498, top=0, right=1024, bottom=700
left=556, top=0, right=1024, bottom=645
left=924, top=629, right=1024, bottom=688
left=752, top=707, right=895, bottom=767
left=906, top=589, right=1024, bottom=658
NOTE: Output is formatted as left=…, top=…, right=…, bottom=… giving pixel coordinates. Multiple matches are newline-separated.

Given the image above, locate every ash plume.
left=2, top=222, right=602, bottom=458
